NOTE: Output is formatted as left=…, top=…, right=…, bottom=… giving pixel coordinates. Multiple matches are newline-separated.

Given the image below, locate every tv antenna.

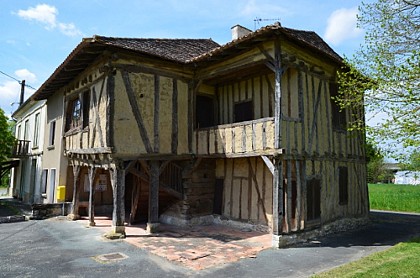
left=254, top=17, right=281, bottom=30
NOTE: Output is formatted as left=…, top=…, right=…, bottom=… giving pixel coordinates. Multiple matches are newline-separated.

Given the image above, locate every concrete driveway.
left=0, top=210, right=419, bottom=278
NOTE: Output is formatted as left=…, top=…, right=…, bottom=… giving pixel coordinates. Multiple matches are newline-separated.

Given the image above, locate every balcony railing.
left=12, top=140, right=31, bottom=157
left=194, top=117, right=278, bottom=157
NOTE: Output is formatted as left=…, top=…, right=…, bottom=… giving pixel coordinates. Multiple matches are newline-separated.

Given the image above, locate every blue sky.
left=0, top=0, right=370, bottom=116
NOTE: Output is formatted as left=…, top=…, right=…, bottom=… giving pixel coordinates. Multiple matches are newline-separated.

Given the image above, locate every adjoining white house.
left=10, top=99, right=47, bottom=204
left=394, top=171, right=420, bottom=185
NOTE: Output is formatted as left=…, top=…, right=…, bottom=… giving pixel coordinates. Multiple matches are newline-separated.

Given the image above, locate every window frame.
left=234, top=100, right=253, bottom=123
left=33, top=112, right=40, bottom=148
left=330, top=83, right=347, bottom=131
left=48, top=120, right=56, bottom=148
left=338, top=167, right=349, bottom=205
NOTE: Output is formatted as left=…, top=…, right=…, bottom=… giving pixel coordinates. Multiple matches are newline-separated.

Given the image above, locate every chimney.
left=231, top=25, right=252, bottom=40
left=19, top=80, right=25, bottom=106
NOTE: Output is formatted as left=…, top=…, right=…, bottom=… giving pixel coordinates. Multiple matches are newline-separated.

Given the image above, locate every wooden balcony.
left=194, top=117, right=280, bottom=157
left=12, top=140, right=31, bottom=157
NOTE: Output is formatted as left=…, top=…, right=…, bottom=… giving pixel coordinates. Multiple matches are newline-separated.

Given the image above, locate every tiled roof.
left=190, top=23, right=342, bottom=63
left=32, top=23, right=343, bottom=100
left=94, top=36, right=220, bottom=63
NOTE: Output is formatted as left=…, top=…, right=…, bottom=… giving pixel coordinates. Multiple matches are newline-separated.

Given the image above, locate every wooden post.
left=88, top=167, right=97, bottom=226
left=69, top=165, right=80, bottom=220
left=272, top=158, right=283, bottom=235
left=110, top=161, right=125, bottom=235
left=274, top=39, right=283, bottom=149
left=147, top=160, right=160, bottom=233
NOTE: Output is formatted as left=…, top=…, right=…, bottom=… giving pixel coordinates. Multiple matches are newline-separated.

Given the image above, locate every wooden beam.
left=171, top=79, right=178, bottom=154
left=88, top=167, right=97, bottom=227
left=106, top=72, right=115, bottom=148
left=272, top=158, right=283, bottom=235
left=261, top=155, right=275, bottom=175
left=154, top=75, right=160, bottom=153
left=70, top=165, right=80, bottom=219
left=147, top=160, right=160, bottom=233
left=110, top=161, right=126, bottom=235
left=274, top=39, right=283, bottom=149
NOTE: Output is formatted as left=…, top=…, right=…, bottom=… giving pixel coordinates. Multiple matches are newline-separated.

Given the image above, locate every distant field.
left=369, top=183, right=420, bottom=213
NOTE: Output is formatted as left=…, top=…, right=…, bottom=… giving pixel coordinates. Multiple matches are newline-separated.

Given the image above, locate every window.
left=24, top=119, right=30, bottom=140
left=17, top=125, right=21, bottom=139
left=49, top=120, right=56, bottom=147
left=330, top=83, right=347, bottom=130
left=338, top=167, right=349, bottom=205
left=66, top=98, right=81, bottom=131
left=306, top=178, right=321, bottom=221
left=234, top=100, right=253, bottom=122
left=33, top=113, right=40, bottom=148
left=196, top=95, right=214, bottom=128
left=41, top=169, right=48, bottom=194
left=49, top=169, right=56, bottom=201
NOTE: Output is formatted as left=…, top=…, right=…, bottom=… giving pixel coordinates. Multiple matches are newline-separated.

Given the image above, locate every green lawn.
left=313, top=238, right=420, bottom=278
left=369, top=183, right=420, bottom=213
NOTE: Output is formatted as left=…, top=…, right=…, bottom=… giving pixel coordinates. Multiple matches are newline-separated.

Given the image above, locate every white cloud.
left=324, top=7, right=362, bottom=45
left=15, top=69, right=37, bottom=83
left=16, top=4, right=82, bottom=37
left=58, top=22, right=82, bottom=37
left=0, top=80, right=20, bottom=100
left=17, top=4, right=57, bottom=29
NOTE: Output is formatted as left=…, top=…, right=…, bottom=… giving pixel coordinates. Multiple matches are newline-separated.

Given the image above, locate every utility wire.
left=0, top=70, right=37, bottom=91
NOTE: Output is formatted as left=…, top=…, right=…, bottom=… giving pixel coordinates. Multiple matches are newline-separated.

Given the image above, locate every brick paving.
left=79, top=216, right=272, bottom=270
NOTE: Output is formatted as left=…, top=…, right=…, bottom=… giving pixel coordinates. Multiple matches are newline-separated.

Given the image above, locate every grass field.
left=369, top=183, right=420, bottom=213
left=313, top=237, right=420, bottom=277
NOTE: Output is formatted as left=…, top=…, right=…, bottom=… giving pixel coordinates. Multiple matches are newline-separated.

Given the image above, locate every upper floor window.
left=48, top=120, right=56, bottom=147
left=330, top=83, right=347, bottom=131
left=196, top=95, right=214, bottom=128
left=234, top=100, right=253, bottom=123
left=66, top=90, right=90, bottom=132
left=33, top=113, right=40, bottom=148
left=67, top=98, right=81, bottom=131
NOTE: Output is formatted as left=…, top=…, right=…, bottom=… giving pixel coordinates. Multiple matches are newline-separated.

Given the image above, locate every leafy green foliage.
left=0, top=108, right=16, bottom=163
left=365, top=142, right=394, bottom=183
left=337, top=0, right=420, bottom=160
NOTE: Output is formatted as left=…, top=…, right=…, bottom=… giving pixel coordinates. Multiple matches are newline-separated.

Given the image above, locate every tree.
left=337, top=0, right=420, bottom=160
left=365, top=141, right=394, bottom=183
left=0, top=108, right=15, bottom=163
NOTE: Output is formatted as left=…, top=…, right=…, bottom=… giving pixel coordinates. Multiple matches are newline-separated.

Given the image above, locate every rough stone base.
left=103, top=231, right=126, bottom=240
left=32, top=202, right=72, bottom=219
left=159, top=213, right=269, bottom=232
left=272, top=217, right=370, bottom=248
left=66, top=213, right=80, bottom=221
left=147, top=222, right=160, bottom=233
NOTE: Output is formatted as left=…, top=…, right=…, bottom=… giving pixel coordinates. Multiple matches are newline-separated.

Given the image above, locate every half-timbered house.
left=31, top=23, right=369, bottom=246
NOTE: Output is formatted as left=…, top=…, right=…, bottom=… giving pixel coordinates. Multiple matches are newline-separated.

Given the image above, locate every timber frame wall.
left=60, top=32, right=368, bottom=238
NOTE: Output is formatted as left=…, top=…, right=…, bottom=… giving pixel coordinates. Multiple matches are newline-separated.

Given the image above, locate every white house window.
left=48, top=120, right=56, bottom=147
left=33, top=112, right=40, bottom=148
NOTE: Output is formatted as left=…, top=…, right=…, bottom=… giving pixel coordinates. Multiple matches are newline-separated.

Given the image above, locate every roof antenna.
left=254, top=17, right=281, bottom=30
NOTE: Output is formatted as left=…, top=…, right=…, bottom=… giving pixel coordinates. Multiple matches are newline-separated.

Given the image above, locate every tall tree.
left=0, top=108, right=15, bottom=163
left=337, top=0, right=419, bottom=160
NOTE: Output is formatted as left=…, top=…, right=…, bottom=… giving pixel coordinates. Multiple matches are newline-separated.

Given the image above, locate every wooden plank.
left=121, top=71, right=153, bottom=153
left=172, top=79, right=178, bottom=154
left=91, top=87, right=105, bottom=148
left=295, top=160, right=302, bottom=230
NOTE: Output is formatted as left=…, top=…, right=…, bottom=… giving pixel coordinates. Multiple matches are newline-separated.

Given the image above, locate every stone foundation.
left=272, top=216, right=370, bottom=247
left=31, top=202, right=73, bottom=219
